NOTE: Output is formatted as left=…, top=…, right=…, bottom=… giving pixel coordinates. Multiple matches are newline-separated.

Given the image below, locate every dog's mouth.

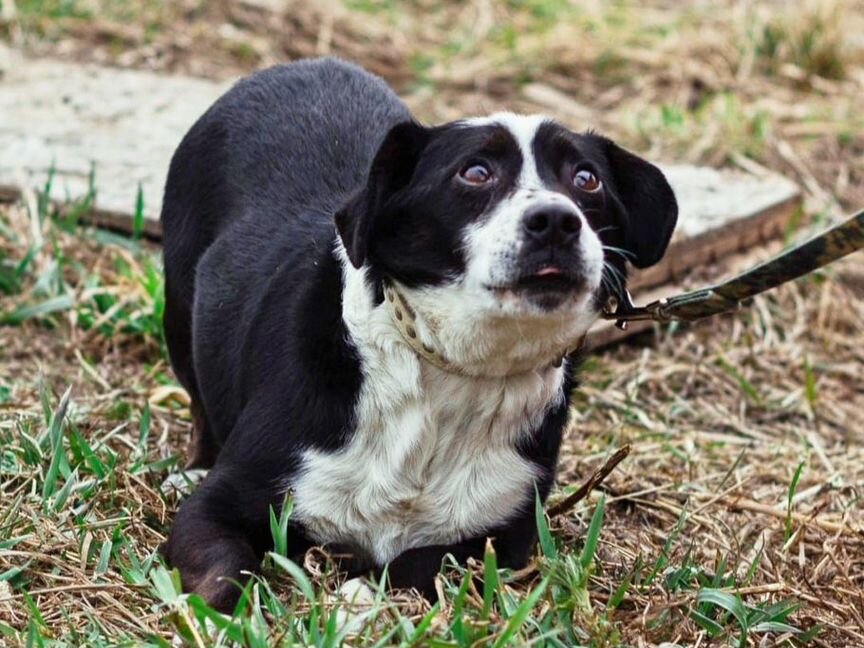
left=487, top=266, right=585, bottom=295
left=485, top=265, right=591, bottom=311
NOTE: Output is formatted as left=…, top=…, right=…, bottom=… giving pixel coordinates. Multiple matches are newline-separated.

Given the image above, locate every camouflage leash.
left=603, top=208, right=864, bottom=329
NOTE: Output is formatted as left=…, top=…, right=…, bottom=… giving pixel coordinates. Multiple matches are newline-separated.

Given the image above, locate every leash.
left=603, top=208, right=864, bottom=329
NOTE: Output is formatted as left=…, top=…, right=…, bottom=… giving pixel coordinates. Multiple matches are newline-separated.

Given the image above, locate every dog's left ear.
left=601, top=139, right=678, bottom=269
left=336, top=121, right=430, bottom=268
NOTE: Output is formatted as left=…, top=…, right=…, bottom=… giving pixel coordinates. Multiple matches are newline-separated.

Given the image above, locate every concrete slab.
left=1, top=46, right=799, bottom=232
left=0, top=45, right=230, bottom=234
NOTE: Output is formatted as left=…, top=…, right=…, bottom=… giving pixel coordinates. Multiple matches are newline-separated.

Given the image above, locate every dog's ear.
left=601, top=138, right=678, bottom=269
left=336, top=121, right=430, bottom=268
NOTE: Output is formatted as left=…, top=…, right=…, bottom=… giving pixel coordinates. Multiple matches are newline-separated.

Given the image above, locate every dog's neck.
left=382, top=281, right=463, bottom=373
left=382, top=280, right=584, bottom=378
left=338, top=244, right=595, bottom=379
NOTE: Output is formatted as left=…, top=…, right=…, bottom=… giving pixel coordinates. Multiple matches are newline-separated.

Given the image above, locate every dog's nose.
left=522, top=204, right=582, bottom=245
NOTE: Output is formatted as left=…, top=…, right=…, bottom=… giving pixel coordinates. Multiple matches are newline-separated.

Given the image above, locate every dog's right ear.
left=336, top=121, right=430, bottom=268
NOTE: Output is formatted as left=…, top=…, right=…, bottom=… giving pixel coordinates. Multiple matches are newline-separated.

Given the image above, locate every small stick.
left=547, top=445, right=631, bottom=517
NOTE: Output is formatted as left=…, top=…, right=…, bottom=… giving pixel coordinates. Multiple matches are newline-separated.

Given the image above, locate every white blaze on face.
left=458, top=112, right=604, bottom=309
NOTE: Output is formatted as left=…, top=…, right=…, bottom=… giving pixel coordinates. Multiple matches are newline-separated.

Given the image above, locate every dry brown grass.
left=1, top=1, right=863, bottom=645
left=558, top=257, right=864, bottom=644
left=2, top=192, right=862, bottom=646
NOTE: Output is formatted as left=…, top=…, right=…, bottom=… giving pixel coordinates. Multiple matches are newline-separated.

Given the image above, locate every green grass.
left=14, top=0, right=93, bottom=21
left=11, top=0, right=171, bottom=31
left=1, top=379, right=174, bottom=645
left=4, top=404, right=812, bottom=647
left=0, top=171, right=164, bottom=351
left=2, top=369, right=620, bottom=646
left=752, top=4, right=850, bottom=80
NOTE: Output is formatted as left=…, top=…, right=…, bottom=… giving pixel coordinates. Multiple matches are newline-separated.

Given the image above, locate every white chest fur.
left=288, top=254, right=566, bottom=564
left=290, top=344, right=563, bottom=564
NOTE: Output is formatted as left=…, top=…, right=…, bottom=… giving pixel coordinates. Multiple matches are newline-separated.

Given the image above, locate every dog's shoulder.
left=193, top=219, right=363, bottom=450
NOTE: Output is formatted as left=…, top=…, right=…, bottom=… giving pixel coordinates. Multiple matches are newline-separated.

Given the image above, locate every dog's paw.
left=160, top=468, right=209, bottom=497
left=331, top=577, right=376, bottom=635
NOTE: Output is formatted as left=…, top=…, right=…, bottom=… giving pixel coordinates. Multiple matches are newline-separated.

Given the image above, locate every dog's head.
left=337, top=113, right=677, bottom=375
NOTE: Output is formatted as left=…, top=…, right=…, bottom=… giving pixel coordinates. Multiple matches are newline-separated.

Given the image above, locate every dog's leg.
left=384, top=512, right=541, bottom=600
left=163, top=277, right=219, bottom=470
left=161, top=489, right=258, bottom=611
left=383, top=540, right=486, bottom=600
left=161, top=467, right=302, bottom=612
left=185, top=398, right=219, bottom=469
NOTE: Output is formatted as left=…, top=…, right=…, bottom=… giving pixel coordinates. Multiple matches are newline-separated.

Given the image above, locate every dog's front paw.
left=161, top=504, right=260, bottom=613
left=331, top=577, right=376, bottom=635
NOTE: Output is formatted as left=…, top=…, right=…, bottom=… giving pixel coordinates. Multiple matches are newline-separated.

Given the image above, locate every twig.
left=547, top=445, right=631, bottom=517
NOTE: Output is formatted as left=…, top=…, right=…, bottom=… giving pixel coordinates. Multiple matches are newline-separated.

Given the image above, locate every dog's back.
left=161, top=59, right=411, bottom=464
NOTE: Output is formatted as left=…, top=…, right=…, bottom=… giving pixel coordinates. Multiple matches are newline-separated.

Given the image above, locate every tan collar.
left=383, top=281, right=586, bottom=377
left=383, top=282, right=460, bottom=374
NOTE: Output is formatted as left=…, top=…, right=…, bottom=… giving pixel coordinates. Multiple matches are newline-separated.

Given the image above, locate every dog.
left=160, top=57, right=677, bottom=611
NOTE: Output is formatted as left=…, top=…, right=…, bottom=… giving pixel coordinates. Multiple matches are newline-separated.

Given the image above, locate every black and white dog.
left=160, top=58, right=677, bottom=611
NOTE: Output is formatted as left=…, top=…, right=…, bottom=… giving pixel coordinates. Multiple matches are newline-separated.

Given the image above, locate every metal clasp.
left=602, top=290, right=667, bottom=330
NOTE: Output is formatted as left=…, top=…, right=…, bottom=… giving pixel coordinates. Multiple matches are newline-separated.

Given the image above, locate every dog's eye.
left=573, top=169, right=601, bottom=192
left=458, top=162, right=493, bottom=185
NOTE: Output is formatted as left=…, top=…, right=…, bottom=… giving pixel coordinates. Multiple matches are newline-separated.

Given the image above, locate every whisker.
left=600, top=280, right=611, bottom=299
left=600, top=275, right=616, bottom=297
left=604, top=262, right=627, bottom=287
left=602, top=261, right=625, bottom=297
left=599, top=270, right=611, bottom=289
left=602, top=245, right=636, bottom=262
left=604, top=261, right=627, bottom=293
left=603, top=245, right=633, bottom=256
left=593, top=225, right=619, bottom=234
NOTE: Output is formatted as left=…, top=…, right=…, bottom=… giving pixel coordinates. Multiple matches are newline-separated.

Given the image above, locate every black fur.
left=338, top=121, right=527, bottom=287
left=160, top=58, right=676, bottom=611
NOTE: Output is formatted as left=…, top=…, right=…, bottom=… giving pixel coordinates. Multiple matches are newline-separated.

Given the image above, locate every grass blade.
left=579, top=494, right=606, bottom=570
left=535, top=488, right=557, bottom=560
left=697, top=588, right=749, bottom=633
left=41, top=387, right=71, bottom=503
left=132, top=184, right=145, bottom=240
left=492, top=576, right=548, bottom=648
left=481, top=538, right=499, bottom=621
left=269, top=552, right=315, bottom=601
left=785, top=461, right=805, bottom=540
left=2, top=293, right=75, bottom=325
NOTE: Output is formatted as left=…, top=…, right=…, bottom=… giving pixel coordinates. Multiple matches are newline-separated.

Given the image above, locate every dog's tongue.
left=535, top=266, right=562, bottom=277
